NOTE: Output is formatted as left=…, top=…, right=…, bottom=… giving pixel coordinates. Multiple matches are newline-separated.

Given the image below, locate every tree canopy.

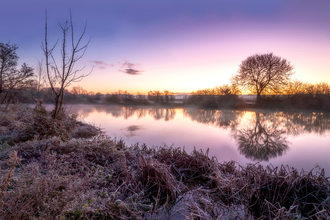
left=231, top=53, right=294, bottom=105
left=0, top=42, right=34, bottom=104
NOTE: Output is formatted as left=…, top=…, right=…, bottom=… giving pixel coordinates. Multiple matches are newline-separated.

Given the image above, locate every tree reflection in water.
left=148, top=108, right=176, bottom=121
left=183, top=109, right=243, bottom=131
left=183, top=109, right=330, bottom=161
left=72, top=105, right=330, bottom=162
left=75, top=105, right=176, bottom=121
left=231, top=112, right=289, bottom=161
left=282, top=112, right=330, bottom=136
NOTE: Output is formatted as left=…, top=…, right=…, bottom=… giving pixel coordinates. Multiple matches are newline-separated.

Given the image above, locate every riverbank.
left=1, top=104, right=330, bottom=219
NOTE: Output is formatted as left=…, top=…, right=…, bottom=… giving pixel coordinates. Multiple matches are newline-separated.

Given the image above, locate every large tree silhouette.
left=231, top=53, right=294, bottom=105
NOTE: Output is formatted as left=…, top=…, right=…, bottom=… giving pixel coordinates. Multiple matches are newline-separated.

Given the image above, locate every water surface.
left=60, top=104, right=330, bottom=175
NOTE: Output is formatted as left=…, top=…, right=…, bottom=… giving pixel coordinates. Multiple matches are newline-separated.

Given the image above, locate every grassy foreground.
left=1, top=104, right=330, bottom=219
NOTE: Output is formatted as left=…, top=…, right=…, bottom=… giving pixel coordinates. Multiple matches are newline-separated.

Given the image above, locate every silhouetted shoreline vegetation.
left=187, top=81, right=330, bottom=111
left=1, top=103, right=330, bottom=219
left=9, top=80, right=330, bottom=111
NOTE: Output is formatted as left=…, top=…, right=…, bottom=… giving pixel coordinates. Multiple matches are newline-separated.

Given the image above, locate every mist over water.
left=57, top=104, right=330, bottom=175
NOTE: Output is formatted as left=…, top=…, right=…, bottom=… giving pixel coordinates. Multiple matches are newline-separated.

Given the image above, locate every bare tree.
left=30, top=59, right=47, bottom=99
left=0, top=43, right=34, bottom=104
left=4, top=63, right=34, bottom=103
left=231, top=53, right=294, bottom=105
left=163, top=90, right=175, bottom=103
left=284, top=79, right=306, bottom=95
left=41, top=10, right=92, bottom=119
left=148, top=91, right=163, bottom=103
left=70, top=85, right=87, bottom=96
left=35, top=60, right=46, bottom=93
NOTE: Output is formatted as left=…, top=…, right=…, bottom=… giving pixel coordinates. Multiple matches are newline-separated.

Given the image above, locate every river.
left=50, top=104, right=330, bottom=175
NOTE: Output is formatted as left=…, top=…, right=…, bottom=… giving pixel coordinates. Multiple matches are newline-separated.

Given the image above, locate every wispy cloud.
left=90, top=61, right=114, bottom=69
left=120, top=61, right=143, bottom=75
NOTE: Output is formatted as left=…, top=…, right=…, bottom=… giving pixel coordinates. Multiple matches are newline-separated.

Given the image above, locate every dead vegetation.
left=1, top=104, right=330, bottom=219
left=0, top=102, right=101, bottom=148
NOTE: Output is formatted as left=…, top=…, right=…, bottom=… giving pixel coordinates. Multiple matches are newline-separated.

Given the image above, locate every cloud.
left=120, top=61, right=143, bottom=75
left=91, top=60, right=143, bottom=75
left=90, top=61, right=114, bottom=69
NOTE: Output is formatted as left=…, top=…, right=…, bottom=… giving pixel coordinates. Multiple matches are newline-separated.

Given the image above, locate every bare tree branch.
left=41, top=9, right=93, bottom=119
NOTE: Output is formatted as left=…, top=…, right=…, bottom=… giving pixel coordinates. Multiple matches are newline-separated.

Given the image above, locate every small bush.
left=72, top=122, right=101, bottom=139
left=28, top=101, right=77, bottom=141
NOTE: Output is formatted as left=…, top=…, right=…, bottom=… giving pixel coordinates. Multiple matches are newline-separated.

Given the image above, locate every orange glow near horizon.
left=74, top=57, right=330, bottom=95
left=75, top=27, right=330, bottom=94
left=68, top=21, right=330, bottom=95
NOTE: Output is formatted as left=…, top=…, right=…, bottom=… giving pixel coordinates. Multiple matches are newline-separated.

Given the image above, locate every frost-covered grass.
left=1, top=104, right=330, bottom=219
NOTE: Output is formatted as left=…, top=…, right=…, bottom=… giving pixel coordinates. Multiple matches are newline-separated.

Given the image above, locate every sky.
left=1, top=0, right=330, bottom=94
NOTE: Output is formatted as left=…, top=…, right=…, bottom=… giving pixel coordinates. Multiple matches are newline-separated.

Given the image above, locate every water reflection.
left=71, top=105, right=330, bottom=162
left=148, top=108, right=176, bottom=121
left=183, top=109, right=243, bottom=131
left=74, top=105, right=176, bottom=121
left=182, top=109, right=330, bottom=137
left=123, top=125, right=143, bottom=138
left=231, top=112, right=289, bottom=161
left=281, top=112, right=330, bottom=136
left=182, top=109, right=330, bottom=161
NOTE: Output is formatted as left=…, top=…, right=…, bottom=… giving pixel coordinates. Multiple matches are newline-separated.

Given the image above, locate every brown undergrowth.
left=1, top=104, right=330, bottom=219
left=1, top=138, right=329, bottom=219
left=0, top=102, right=100, bottom=148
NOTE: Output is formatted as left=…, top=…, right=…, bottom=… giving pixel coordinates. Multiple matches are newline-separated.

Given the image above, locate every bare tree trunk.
left=53, top=95, right=60, bottom=119
left=256, top=93, right=261, bottom=106
left=0, top=73, right=2, bottom=96
left=42, top=9, right=92, bottom=119
left=53, top=91, right=64, bottom=119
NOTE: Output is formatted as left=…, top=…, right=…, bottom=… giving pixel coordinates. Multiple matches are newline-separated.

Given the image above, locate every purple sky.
left=1, top=0, right=330, bottom=93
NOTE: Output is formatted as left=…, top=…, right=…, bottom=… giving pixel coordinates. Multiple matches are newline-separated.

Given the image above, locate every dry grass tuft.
left=72, top=121, right=101, bottom=139
left=154, top=147, right=219, bottom=185
left=140, top=154, right=178, bottom=205
left=0, top=151, right=21, bottom=216
left=246, top=164, right=330, bottom=219
left=0, top=104, right=33, bottom=146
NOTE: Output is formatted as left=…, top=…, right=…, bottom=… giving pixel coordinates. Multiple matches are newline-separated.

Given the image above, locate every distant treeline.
left=187, top=81, right=330, bottom=110
left=187, top=84, right=243, bottom=108
left=256, top=80, right=330, bottom=110
left=8, top=80, right=330, bottom=110
left=13, top=85, right=177, bottom=106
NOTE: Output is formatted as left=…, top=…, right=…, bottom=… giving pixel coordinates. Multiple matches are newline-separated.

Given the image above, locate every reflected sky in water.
left=60, top=104, right=330, bottom=175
